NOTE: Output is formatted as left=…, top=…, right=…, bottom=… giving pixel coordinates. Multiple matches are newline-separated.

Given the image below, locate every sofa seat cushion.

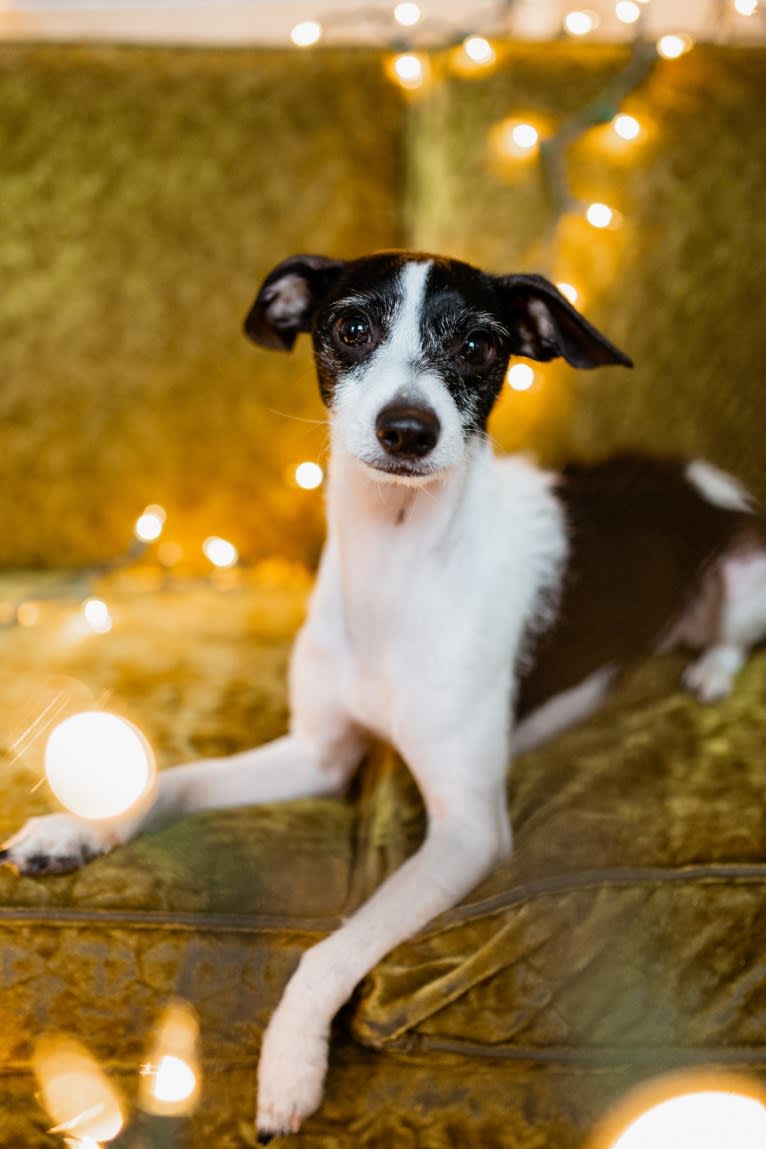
left=351, top=654, right=766, bottom=1059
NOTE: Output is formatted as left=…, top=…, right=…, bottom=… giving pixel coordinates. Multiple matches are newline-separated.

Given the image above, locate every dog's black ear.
left=244, top=255, right=346, bottom=351
left=497, top=273, right=632, bottom=369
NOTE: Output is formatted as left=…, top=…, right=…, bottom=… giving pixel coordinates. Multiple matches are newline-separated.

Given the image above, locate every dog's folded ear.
left=244, top=255, right=346, bottom=351
left=497, top=273, right=633, bottom=369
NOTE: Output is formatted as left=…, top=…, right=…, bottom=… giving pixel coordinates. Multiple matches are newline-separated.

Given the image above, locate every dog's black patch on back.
left=516, top=455, right=763, bottom=719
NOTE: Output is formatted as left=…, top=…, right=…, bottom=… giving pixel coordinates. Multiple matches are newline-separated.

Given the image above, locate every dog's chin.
left=356, top=456, right=449, bottom=488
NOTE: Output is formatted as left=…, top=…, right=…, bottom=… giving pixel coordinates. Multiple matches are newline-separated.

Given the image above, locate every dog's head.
left=244, top=252, right=631, bottom=485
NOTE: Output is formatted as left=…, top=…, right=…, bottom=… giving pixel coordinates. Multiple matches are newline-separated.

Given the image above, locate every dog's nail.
left=256, top=1132, right=274, bottom=1145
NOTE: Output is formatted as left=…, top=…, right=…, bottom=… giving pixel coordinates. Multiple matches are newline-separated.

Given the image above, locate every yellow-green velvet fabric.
left=1, top=579, right=765, bottom=1145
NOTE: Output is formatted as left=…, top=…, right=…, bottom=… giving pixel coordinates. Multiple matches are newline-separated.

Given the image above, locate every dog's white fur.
left=5, top=258, right=766, bottom=1137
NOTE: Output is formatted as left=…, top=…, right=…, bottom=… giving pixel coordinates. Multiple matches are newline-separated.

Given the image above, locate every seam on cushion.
left=413, top=864, right=766, bottom=941
left=383, top=1035, right=766, bottom=1065
left=0, top=906, right=342, bottom=932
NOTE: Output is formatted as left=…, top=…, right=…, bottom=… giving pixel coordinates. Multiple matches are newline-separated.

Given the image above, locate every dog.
left=4, top=251, right=766, bottom=1139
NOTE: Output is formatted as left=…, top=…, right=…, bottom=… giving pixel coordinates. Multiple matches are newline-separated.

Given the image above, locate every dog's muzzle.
left=375, top=403, right=440, bottom=460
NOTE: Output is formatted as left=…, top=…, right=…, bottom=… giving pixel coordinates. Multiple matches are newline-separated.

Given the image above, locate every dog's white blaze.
left=332, top=259, right=467, bottom=478
left=686, top=460, right=754, bottom=513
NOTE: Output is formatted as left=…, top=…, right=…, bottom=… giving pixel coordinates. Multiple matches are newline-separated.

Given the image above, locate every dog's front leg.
left=255, top=701, right=512, bottom=1140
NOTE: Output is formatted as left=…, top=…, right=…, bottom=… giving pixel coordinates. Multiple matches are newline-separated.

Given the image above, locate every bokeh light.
left=45, top=711, right=155, bottom=820
left=34, top=1035, right=125, bottom=1143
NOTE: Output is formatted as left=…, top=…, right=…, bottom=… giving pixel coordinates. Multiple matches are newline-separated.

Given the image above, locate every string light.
left=389, top=52, right=427, bottom=89
left=295, top=461, right=324, bottom=490
left=290, top=20, right=322, bottom=47
left=393, top=2, right=421, bottom=26
left=82, top=597, right=112, bottom=634
left=134, top=504, right=166, bottom=543
left=603, top=1091, right=766, bottom=1149
left=45, top=711, right=156, bottom=820
left=34, top=1035, right=125, bottom=1144
left=615, top=1, right=641, bottom=23
left=140, top=1000, right=201, bottom=1118
left=492, top=119, right=540, bottom=160
left=564, top=10, right=599, bottom=36
left=462, top=35, right=495, bottom=65
left=556, top=282, right=579, bottom=304
left=656, top=33, right=694, bottom=58
left=507, top=363, right=535, bottom=391
left=586, top=201, right=616, bottom=228
left=202, top=535, right=239, bottom=569
left=613, top=112, right=640, bottom=139
left=734, top=0, right=758, bottom=13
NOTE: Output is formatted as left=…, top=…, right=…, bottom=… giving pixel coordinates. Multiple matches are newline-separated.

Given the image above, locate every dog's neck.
left=326, top=427, right=493, bottom=546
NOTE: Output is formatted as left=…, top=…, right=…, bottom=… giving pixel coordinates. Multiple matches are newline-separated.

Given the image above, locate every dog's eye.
left=335, top=314, right=371, bottom=348
left=457, top=331, right=495, bottom=368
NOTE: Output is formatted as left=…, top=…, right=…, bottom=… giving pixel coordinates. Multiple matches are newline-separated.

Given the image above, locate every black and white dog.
left=4, top=252, right=766, bottom=1138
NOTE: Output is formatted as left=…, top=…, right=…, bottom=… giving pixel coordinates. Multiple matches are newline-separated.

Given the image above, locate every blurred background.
left=1, top=0, right=765, bottom=574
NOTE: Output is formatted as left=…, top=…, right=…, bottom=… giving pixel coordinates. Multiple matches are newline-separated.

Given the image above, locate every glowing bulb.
left=507, top=363, right=535, bottom=391
left=609, top=1091, right=766, bottom=1149
left=556, top=282, right=579, bottom=304
left=734, top=0, right=758, bottom=13
left=586, top=202, right=614, bottom=228
left=613, top=113, right=640, bottom=140
left=463, top=36, right=495, bottom=64
left=615, top=0, right=641, bottom=22
left=564, top=9, right=599, bottom=35
left=295, top=461, right=324, bottom=490
left=393, top=2, right=421, bottom=26
left=45, top=711, right=155, bottom=821
left=82, top=598, right=112, bottom=635
left=141, top=1000, right=201, bottom=1117
left=657, top=33, right=694, bottom=59
left=512, top=122, right=538, bottom=150
left=34, top=1035, right=125, bottom=1143
left=290, top=20, right=322, bottom=47
left=392, top=53, right=425, bottom=87
left=202, top=536, right=238, bottom=568
left=134, top=504, right=166, bottom=542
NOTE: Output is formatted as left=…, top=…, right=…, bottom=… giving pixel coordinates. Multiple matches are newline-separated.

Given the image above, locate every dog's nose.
left=375, top=404, right=440, bottom=459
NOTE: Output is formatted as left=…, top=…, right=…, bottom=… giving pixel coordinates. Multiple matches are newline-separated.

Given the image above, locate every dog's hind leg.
left=683, top=543, right=766, bottom=703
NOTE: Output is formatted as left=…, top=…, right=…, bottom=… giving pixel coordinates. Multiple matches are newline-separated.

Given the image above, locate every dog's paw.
left=256, top=997, right=329, bottom=1141
left=683, top=646, right=743, bottom=704
left=0, top=813, right=114, bottom=876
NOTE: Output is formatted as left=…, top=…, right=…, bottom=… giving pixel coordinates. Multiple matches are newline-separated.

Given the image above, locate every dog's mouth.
left=357, top=455, right=444, bottom=487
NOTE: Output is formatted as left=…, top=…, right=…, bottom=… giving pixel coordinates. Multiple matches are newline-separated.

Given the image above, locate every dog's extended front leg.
left=2, top=618, right=365, bottom=875
left=255, top=705, right=512, bottom=1139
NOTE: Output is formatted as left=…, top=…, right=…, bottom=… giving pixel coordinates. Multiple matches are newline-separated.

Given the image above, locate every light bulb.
left=556, top=282, right=579, bottom=304
left=295, top=462, right=324, bottom=490
left=134, top=504, right=166, bottom=542
left=393, top=2, right=421, bottom=26
left=34, top=1035, right=125, bottom=1143
left=45, top=711, right=155, bottom=821
left=507, top=363, right=535, bottom=391
left=290, top=20, right=322, bottom=47
left=609, top=1091, right=766, bottom=1149
left=564, top=9, right=599, bottom=35
left=512, top=122, right=538, bottom=150
left=657, top=33, right=694, bottom=59
left=82, top=598, right=112, bottom=635
left=613, top=113, right=640, bottom=140
left=392, top=53, right=425, bottom=87
left=586, top=202, right=614, bottom=228
left=141, top=1000, right=201, bottom=1117
left=615, top=0, right=641, bottom=22
left=202, top=536, right=239, bottom=568
left=463, top=36, right=495, bottom=64
left=734, top=0, right=758, bottom=13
